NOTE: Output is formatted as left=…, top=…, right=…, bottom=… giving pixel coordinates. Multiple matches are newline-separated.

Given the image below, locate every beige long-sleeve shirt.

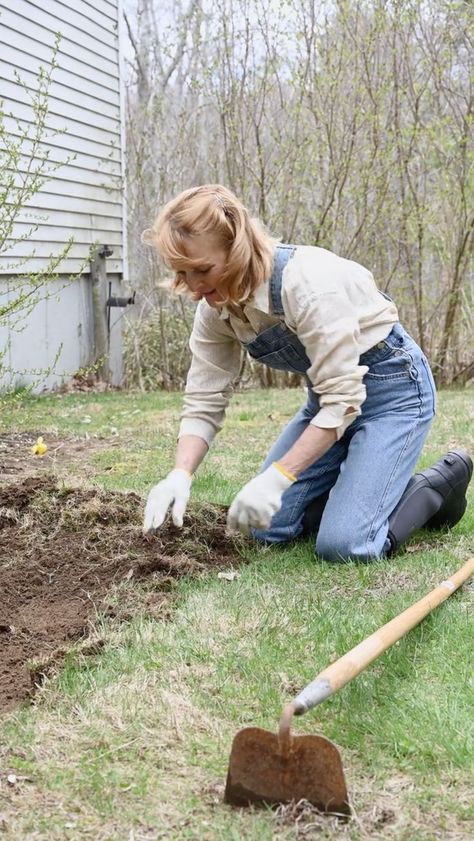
left=178, top=245, right=398, bottom=445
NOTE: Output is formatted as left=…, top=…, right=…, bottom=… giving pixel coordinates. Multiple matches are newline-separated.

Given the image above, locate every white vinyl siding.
left=0, top=0, right=124, bottom=275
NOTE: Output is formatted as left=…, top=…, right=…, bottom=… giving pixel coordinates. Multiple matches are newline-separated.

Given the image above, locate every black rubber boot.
left=387, top=449, right=472, bottom=553
left=301, top=490, right=330, bottom=537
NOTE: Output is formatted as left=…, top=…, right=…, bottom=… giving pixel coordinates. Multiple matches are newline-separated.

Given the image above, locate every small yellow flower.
left=30, top=436, right=48, bottom=457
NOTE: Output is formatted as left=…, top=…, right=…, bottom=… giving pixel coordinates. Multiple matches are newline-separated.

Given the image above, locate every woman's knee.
left=315, top=527, right=382, bottom=563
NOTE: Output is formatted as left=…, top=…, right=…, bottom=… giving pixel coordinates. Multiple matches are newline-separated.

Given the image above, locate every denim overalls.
left=244, top=245, right=436, bottom=561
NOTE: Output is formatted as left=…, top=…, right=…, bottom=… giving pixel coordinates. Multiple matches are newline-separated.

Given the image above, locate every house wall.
left=0, top=0, right=127, bottom=390
left=0, top=273, right=123, bottom=390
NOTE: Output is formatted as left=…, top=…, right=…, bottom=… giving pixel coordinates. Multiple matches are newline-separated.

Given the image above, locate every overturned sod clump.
left=0, top=476, right=245, bottom=711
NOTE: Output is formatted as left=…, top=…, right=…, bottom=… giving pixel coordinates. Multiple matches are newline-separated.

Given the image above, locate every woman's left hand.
left=227, top=463, right=294, bottom=534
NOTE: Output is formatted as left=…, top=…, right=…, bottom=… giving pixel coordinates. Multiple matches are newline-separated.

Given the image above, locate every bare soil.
left=0, top=439, right=244, bottom=713
left=0, top=430, right=119, bottom=483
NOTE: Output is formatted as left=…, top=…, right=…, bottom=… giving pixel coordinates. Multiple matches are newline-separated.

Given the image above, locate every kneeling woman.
left=142, top=185, right=472, bottom=561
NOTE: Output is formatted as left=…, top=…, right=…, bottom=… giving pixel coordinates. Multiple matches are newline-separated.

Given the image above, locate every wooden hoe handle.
left=292, top=557, right=474, bottom=715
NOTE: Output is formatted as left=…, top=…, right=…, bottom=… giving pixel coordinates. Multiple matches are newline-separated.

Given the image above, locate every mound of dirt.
left=0, top=476, right=244, bottom=712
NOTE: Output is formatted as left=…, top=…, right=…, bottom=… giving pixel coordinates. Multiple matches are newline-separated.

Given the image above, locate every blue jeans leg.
left=254, top=330, right=436, bottom=561
left=315, top=341, right=436, bottom=561
left=252, top=389, right=347, bottom=542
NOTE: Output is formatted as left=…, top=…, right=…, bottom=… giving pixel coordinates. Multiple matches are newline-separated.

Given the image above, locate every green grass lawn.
left=0, top=387, right=473, bottom=840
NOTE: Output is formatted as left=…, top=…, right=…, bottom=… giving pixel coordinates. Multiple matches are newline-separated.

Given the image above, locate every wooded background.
left=123, top=0, right=473, bottom=390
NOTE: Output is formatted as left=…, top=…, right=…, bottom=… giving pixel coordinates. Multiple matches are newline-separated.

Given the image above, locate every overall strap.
left=269, top=244, right=296, bottom=315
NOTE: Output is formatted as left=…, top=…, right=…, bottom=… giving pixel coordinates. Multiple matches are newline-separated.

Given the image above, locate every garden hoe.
left=225, top=557, right=474, bottom=815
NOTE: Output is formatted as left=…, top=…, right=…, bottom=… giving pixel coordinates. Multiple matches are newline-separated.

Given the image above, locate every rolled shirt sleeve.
left=178, top=301, right=242, bottom=446
left=281, top=249, right=396, bottom=438
left=292, top=290, right=368, bottom=437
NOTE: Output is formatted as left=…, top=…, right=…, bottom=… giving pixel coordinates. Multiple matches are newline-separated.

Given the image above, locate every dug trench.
left=0, top=475, right=244, bottom=712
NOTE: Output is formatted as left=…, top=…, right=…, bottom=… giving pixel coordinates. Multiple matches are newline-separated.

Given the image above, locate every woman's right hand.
left=143, top=468, right=192, bottom=532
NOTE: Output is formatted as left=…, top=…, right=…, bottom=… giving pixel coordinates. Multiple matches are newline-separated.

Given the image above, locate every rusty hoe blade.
left=224, top=558, right=474, bottom=813
left=225, top=703, right=350, bottom=813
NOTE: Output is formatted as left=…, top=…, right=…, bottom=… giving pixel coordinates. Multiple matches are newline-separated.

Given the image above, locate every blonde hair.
left=143, top=185, right=275, bottom=305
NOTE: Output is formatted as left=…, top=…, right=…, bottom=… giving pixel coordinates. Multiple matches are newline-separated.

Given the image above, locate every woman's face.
left=177, top=232, right=229, bottom=308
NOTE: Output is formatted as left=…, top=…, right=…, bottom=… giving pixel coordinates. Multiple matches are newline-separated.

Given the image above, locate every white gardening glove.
left=143, top=468, right=192, bottom=532
left=227, top=462, right=295, bottom=535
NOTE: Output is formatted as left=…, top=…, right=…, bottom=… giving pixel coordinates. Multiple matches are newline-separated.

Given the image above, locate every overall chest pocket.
left=248, top=342, right=310, bottom=374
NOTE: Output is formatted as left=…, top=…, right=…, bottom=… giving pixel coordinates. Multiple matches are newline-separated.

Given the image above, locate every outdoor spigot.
left=106, top=290, right=136, bottom=308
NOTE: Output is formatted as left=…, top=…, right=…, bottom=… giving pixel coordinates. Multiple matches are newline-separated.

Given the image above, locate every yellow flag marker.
left=30, top=436, right=48, bottom=457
